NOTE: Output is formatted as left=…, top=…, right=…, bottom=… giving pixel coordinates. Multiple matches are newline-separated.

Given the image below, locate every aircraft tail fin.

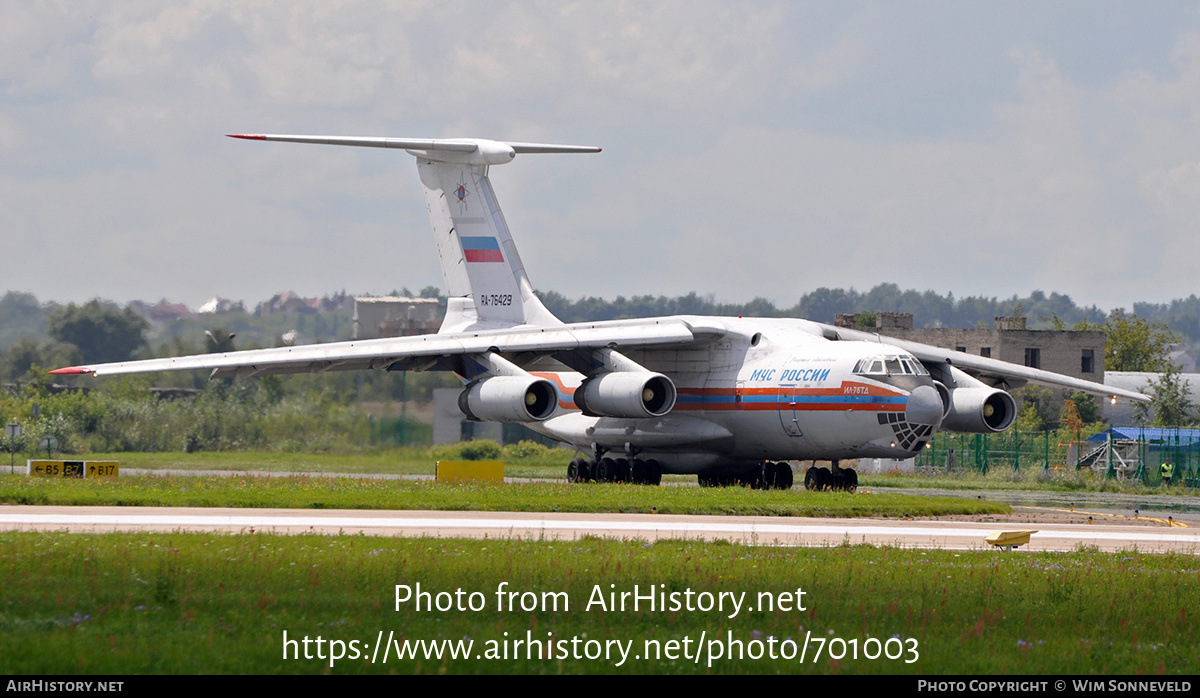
left=228, top=134, right=601, bottom=332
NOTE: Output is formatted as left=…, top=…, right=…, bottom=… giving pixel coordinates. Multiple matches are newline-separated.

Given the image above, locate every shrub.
left=457, top=439, right=502, bottom=461
left=505, top=440, right=552, bottom=459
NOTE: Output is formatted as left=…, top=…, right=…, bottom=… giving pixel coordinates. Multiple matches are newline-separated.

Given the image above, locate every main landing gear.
left=567, top=456, right=663, bottom=486
left=697, top=462, right=794, bottom=490
left=803, top=460, right=858, bottom=492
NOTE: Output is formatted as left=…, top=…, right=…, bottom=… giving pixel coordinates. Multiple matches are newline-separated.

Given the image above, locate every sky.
left=4, top=1, right=1200, bottom=313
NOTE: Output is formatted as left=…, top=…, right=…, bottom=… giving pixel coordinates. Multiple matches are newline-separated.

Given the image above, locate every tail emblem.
left=454, top=172, right=471, bottom=213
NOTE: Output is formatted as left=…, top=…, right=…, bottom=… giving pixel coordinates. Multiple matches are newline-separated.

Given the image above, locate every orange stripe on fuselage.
left=530, top=371, right=578, bottom=410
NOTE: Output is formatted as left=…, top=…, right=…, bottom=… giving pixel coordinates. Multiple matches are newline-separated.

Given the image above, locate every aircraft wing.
left=48, top=318, right=716, bottom=380
left=822, top=324, right=1151, bottom=403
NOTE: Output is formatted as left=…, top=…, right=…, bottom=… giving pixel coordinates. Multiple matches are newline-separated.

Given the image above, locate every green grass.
left=0, top=533, right=1195, bottom=674
left=861, top=467, right=1200, bottom=496
left=0, top=474, right=1009, bottom=517
left=41, top=448, right=1199, bottom=492
left=75, top=444, right=578, bottom=478
left=80, top=450, right=434, bottom=475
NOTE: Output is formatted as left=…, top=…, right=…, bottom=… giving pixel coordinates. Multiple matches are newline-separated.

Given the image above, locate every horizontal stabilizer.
left=227, top=134, right=599, bottom=166
left=228, top=134, right=477, bottom=151
left=508, top=142, right=603, bottom=154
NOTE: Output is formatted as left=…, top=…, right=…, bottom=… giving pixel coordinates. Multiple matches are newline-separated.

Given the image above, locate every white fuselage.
left=526, top=317, right=941, bottom=474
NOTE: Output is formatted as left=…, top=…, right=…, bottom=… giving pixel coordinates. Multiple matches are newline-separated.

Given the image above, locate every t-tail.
left=228, top=134, right=600, bottom=332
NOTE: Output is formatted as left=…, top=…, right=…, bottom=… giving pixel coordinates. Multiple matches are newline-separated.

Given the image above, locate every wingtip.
left=48, top=367, right=93, bottom=376
left=227, top=134, right=266, bottom=140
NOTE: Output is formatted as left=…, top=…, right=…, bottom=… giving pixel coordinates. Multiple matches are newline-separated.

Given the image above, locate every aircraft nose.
left=905, top=385, right=944, bottom=427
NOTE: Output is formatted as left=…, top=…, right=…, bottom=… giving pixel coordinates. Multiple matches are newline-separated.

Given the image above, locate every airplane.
left=51, top=133, right=1150, bottom=491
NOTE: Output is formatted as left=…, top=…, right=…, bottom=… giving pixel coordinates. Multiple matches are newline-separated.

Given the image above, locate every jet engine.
left=573, top=372, right=677, bottom=419
left=458, top=376, right=558, bottom=422
left=939, top=387, right=1017, bottom=433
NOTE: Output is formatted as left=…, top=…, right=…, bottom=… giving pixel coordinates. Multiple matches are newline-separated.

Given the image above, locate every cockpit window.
left=852, top=358, right=886, bottom=376
left=854, top=354, right=928, bottom=377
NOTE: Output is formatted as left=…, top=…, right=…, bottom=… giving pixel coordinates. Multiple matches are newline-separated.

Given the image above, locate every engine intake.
left=574, top=372, right=677, bottom=419
left=939, top=386, right=1017, bottom=433
left=458, top=376, right=557, bottom=422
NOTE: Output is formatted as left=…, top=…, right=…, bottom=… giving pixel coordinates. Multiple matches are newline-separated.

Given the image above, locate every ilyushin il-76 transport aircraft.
left=52, top=134, right=1150, bottom=491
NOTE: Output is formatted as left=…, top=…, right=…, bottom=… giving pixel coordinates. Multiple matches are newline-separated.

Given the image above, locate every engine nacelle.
left=939, top=386, right=1017, bottom=433
left=458, top=376, right=557, bottom=422
left=573, top=372, right=677, bottom=418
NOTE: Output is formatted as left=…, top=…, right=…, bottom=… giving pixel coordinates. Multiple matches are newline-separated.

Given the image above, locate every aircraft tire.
left=803, top=466, right=822, bottom=490
left=567, top=457, right=586, bottom=483
left=581, top=459, right=596, bottom=482
left=775, top=463, right=794, bottom=490
left=644, top=459, right=662, bottom=486
left=596, top=458, right=615, bottom=482
left=759, top=463, right=775, bottom=490
left=613, top=458, right=631, bottom=483
left=631, top=459, right=648, bottom=485
left=845, top=469, right=858, bottom=492
left=742, top=466, right=764, bottom=490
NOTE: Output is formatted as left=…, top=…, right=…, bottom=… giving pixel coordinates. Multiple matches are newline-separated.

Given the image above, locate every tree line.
left=0, top=285, right=1187, bottom=402
left=537, top=285, right=1112, bottom=329
left=0, top=282, right=1197, bottom=450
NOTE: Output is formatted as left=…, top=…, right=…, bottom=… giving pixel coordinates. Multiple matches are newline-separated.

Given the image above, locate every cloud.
left=5, top=2, right=1200, bottom=313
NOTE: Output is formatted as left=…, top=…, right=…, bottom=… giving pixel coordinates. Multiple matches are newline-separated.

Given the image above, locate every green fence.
left=367, top=417, right=432, bottom=446
left=911, top=426, right=1200, bottom=488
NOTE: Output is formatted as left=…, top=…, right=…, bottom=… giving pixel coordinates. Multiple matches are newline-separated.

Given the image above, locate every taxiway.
left=2, top=506, right=1197, bottom=553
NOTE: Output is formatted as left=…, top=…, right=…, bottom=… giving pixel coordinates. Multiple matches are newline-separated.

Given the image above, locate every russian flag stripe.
left=461, top=236, right=500, bottom=250
left=461, top=236, right=504, bottom=263
left=465, top=249, right=504, bottom=263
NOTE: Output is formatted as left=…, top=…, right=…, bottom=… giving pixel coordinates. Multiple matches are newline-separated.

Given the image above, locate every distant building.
left=353, top=297, right=442, bottom=339
left=129, top=299, right=193, bottom=322
left=257, top=291, right=352, bottom=315
left=257, top=291, right=315, bottom=315
left=839, top=312, right=1108, bottom=418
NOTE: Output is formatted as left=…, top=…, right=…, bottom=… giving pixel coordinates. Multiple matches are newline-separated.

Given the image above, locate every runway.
left=2, top=506, right=1198, bottom=553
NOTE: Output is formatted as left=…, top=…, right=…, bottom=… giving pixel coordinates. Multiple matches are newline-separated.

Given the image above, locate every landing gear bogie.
left=803, top=464, right=858, bottom=492
left=568, top=456, right=661, bottom=486
left=702, top=462, right=794, bottom=490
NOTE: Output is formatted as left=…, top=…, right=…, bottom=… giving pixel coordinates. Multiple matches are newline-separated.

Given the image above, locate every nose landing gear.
left=803, top=460, right=858, bottom=492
